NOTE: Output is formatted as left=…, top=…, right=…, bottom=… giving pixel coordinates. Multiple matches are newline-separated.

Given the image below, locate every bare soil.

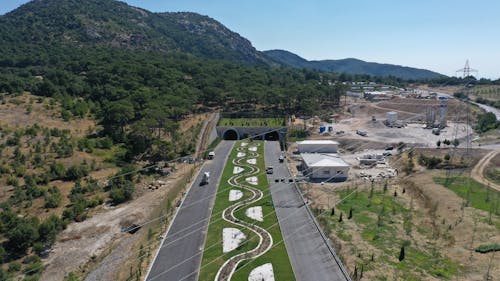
left=308, top=170, right=499, bottom=281
left=0, top=93, right=94, bottom=137
left=40, top=164, right=195, bottom=281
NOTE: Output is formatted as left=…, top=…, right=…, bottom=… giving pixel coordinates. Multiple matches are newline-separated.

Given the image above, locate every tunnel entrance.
left=223, top=129, right=239, bottom=140
left=264, top=131, right=280, bottom=141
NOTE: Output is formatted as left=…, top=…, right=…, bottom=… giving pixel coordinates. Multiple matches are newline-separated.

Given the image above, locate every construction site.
left=285, top=85, right=500, bottom=280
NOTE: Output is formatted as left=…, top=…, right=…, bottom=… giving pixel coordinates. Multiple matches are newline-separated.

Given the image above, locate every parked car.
left=356, top=129, right=368, bottom=136
left=266, top=166, right=274, bottom=174
left=279, top=155, right=284, bottom=163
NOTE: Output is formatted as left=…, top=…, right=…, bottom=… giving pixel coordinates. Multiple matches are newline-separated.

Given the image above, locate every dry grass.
left=309, top=169, right=500, bottom=280
left=0, top=93, right=94, bottom=137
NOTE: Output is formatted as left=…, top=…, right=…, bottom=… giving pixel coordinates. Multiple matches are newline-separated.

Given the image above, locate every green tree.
left=6, top=221, right=39, bottom=255
left=101, top=100, right=135, bottom=142
left=109, top=178, right=135, bottom=204
left=398, top=246, right=405, bottom=261
left=476, top=112, right=499, bottom=132
left=0, top=245, right=5, bottom=263
left=38, top=214, right=65, bottom=246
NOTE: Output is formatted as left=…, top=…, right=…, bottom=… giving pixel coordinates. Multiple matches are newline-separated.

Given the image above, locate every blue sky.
left=2, top=0, right=499, bottom=79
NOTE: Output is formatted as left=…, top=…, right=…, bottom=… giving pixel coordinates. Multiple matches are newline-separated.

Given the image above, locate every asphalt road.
left=265, top=141, right=350, bottom=281
left=145, top=141, right=234, bottom=281
left=471, top=101, right=500, bottom=121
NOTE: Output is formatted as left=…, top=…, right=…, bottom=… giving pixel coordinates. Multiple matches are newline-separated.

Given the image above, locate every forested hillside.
left=0, top=0, right=348, bottom=157
left=0, top=1, right=346, bottom=278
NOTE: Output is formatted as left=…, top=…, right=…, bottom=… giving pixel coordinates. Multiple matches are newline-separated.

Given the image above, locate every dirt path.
left=195, top=112, right=218, bottom=159
left=471, top=150, right=500, bottom=191
left=38, top=110, right=220, bottom=280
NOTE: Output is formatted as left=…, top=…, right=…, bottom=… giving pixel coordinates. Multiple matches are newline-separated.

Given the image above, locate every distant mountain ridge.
left=0, top=0, right=442, bottom=80
left=263, top=49, right=445, bottom=79
left=0, top=0, right=270, bottom=64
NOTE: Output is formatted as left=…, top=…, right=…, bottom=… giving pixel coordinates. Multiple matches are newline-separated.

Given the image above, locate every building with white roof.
left=300, top=153, right=349, bottom=182
left=297, top=140, right=339, bottom=153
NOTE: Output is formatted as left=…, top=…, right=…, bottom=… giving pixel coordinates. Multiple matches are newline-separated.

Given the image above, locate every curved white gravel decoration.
left=241, top=142, right=248, bottom=147
left=229, top=189, right=243, bottom=202
left=237, top=152, right=246, bottom=158
left=223, top=228, right=247, bottom=253
left=245, top=176, right=258, bottom=185
left=245, top=206, right=263, bottom=222
left=233, top=166, right=244, bottom=174
left=248, top=263, right=275, bottom=281
left=248, top=146, right=258, bottom=152
left=246, top=158, right=257, bottom=164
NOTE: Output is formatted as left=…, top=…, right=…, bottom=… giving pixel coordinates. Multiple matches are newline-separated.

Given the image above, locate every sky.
left=2, top=0, right=499, bottom=79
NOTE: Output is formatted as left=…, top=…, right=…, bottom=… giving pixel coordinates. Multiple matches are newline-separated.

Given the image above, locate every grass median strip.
left=199, top=140, right=295, bottom=281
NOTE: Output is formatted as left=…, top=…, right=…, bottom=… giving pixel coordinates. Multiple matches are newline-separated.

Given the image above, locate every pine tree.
left=399, top=246, right=405, bottom=261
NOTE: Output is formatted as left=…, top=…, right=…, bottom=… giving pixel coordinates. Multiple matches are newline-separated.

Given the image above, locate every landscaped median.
left=199, top=140, right=295, bottom=281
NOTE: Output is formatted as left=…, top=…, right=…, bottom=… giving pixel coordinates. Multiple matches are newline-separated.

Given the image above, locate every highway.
left=145, top=141, right=234, bottom=281
left=265, top=141, right=350, bottom=281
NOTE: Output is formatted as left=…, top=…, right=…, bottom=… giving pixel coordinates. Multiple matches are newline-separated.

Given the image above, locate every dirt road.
left=471, top=150, right=500, bottom=191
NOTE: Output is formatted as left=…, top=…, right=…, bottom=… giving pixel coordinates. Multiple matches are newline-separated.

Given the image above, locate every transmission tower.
left=456, top=59, right=478, bottom=78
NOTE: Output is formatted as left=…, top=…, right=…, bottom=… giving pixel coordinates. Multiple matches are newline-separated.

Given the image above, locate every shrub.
left=8, top=261, right=21, bottom=272
left=475, top=243, right=500, bottom=253
left=64, top=165, right=89, bottom=181
left=109, top=178, right=135, bottom=205
left=50, top=162, right=66, bottom=179
left=44, top=187, right=62, bottom=209
left=418, top=154, right=443, bottom=169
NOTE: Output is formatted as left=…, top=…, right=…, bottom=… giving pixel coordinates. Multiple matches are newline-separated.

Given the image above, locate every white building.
left=301, top=153, right=349, bottom=182
left=297, top=140, right=339, bottom=154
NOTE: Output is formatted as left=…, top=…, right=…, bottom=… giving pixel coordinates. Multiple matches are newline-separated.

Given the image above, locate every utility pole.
left=456, top=59, right=478, bottom=78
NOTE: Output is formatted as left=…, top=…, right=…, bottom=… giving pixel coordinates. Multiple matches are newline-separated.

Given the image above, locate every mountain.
left=0, top=0, right=269, bottom=64
left=263, top=49, right=445, bottom=80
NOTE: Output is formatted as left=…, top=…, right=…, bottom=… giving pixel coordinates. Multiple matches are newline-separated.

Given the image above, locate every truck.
left=207, top=151, right=215, bottom=160
left=200, top=172, right=210, bottom=185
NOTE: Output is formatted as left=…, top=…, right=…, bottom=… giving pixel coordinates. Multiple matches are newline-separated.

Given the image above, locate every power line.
left=148, top=143, right=415, bottom=281
left=148, top=169, right=356, bottom=281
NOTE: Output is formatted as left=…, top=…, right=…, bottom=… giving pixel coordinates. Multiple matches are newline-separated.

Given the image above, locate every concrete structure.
left=301, top=153, right=349, bottom=182
left=386, top=111, right=398, bottom=124
left=364, top=91, right=393, bottom=101
left=216, top=126, right=287, bottom=141
left=297, top=140, right=339, bottom=153
left=357, top=154, right=385, bottom=166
